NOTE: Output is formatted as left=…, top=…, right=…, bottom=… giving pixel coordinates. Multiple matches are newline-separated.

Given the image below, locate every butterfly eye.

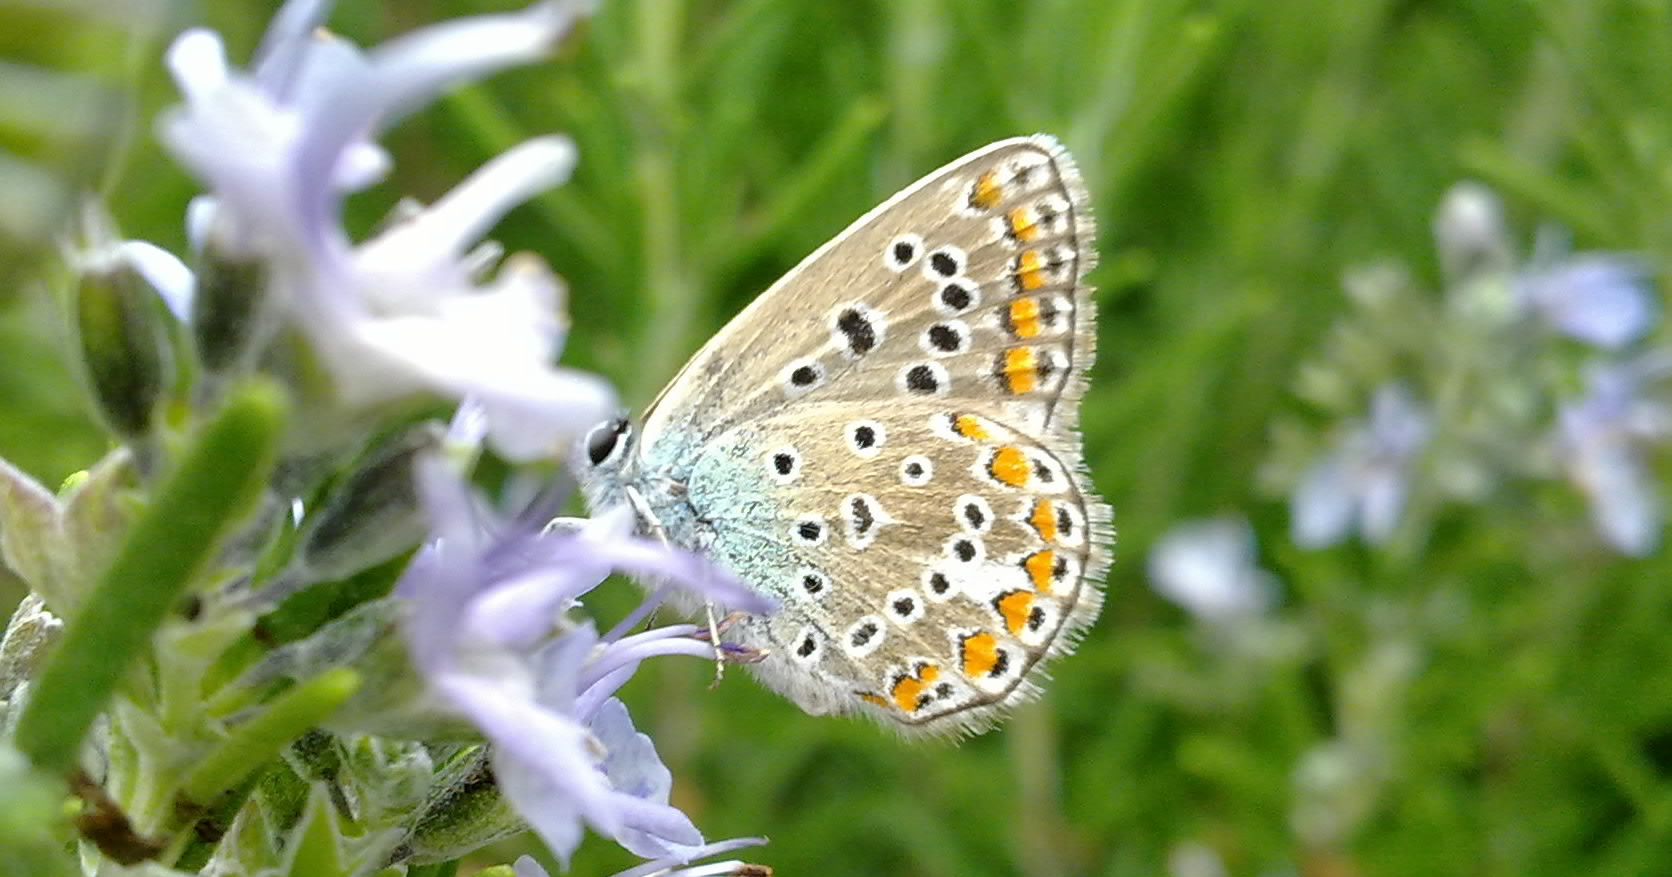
left=585, top=418, right=632, bottom=466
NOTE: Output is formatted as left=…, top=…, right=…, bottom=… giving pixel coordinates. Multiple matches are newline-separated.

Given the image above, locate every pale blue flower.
left=1291, top=383, right=1430, bottom=548
left=1518, top=253, right=1655, bottom=350
left=1557, top=356, right=1672, bottom=555
left=399, top=457, right=772, bottom=867
left=1435, top=184, right=1656, bottom=348
left=1148, top=517, right=1277, bottom=621
left=157, top=0, right=614, bottom=460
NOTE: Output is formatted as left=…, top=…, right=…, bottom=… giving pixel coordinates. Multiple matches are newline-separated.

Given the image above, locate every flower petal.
left=1524, top=256, right=1655, bottom=349
left=250, top=0, right=335, bottom=94
left=116, top=241, right=196, bottom=320
left=291, top=2, right=587, bottom=210
left=605, top=838, right=770, bottom=877
left=165, top=29, right=231, bottom=101
left=361, top=136, right=576, bottom=263
left=514, top=856, right=554, bottom=877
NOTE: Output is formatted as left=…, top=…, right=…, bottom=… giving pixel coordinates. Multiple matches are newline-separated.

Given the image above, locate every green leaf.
left=281, top=784, right=345, bottom=877
left=398, top=748, right=523, bottom=867
left=180, top=668, right=361, bottom=808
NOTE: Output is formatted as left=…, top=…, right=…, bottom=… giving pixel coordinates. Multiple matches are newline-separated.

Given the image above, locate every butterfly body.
left=582, top=135, right=1110, bottom=734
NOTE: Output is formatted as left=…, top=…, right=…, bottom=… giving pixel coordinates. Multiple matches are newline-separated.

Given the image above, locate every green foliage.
left=0, top=0, right=167, bottom=295
left=14, top=381, right=286, bottom=774
left=5, top=0, right=1672, bottom=874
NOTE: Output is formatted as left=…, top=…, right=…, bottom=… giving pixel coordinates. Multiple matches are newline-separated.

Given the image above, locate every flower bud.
left=1434, top=181, right=1511, bottom=286
left=297, top=422, right=444, bottom=583
left=192, top=236, right=274, bottom=379
left=72, top=237, right=173, bottom=439
left=395, top=748, right=524, bottom=866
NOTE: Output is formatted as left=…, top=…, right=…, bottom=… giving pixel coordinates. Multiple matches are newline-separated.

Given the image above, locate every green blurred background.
left=8, top=0, right=1672, bottom=874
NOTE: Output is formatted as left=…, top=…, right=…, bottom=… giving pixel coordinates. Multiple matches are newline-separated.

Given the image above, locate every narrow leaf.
left=180, top=668, right=360, bottom=807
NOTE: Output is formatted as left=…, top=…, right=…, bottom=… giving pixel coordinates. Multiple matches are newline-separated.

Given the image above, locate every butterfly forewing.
left=641, top=136, right=1096, bottom=441
left=632, top=135, right=1109, bottom=734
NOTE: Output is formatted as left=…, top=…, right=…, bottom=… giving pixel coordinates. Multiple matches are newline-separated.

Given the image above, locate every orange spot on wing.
left=1007, top=207, right=1040, bottom=242
left=960, top=632, right=999, bottom=677
left=890, top=664, right=943, bottom=712
left=1025, top=550, right=1057, bottom=592
left=890, top=679, right=925, bottom=712
left=970, top=170, right=1003, bottom=210
left=1002, top=348, right=1039, bottom=394
left=859, top=693, right=889, bottom=708
left=996, top=591, right=1035, bottom=635
left=1008, top=298, right=1042, bottom=339
left=1015, top=249, right=1046, bottom=291
left=955, top=414, right=990, bottom=441
left=1030, top=500, right=1058, bottom=542
left=989, top=446, right=1031, bottom=487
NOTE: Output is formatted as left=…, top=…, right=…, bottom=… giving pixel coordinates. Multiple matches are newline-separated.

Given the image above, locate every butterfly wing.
left=635, top=135, right=1109, bottom=733
left=687, top=402, right=1108, bottom=733
left=641, top=135, right=1096, bottom=442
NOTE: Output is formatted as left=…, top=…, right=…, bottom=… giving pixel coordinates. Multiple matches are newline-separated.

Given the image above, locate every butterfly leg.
left=624, top=485, right=728, bottom=685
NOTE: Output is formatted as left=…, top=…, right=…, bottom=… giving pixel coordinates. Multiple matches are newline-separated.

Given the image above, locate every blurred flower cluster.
left=1263, top=182, right=1664, bottom=556
left=0, top=2, right=770, bottom=876
left=1145, top=181, right=1667, bottom=868
left=1149, top=181, right=1666, bottom=640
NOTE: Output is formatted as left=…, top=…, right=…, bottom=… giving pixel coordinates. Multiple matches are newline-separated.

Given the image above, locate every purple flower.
left=1148, top=517, right=1277, bottom=622
left=1557, top=356, right=1672, bottom=555
left=399, top=456, right=772, bottom=867
left=1518, top=252, right=1656, bottom=350
left=157, top=0, right=614, bottom=460
left=1291, top=383, right=1430, bottom=548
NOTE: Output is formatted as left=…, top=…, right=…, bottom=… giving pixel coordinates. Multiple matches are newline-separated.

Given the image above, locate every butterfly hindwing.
left=685, top=402, right=1107, bottom=732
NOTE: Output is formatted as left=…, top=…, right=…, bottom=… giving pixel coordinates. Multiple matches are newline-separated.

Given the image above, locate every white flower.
left=158, top=0, right=613, bottom=460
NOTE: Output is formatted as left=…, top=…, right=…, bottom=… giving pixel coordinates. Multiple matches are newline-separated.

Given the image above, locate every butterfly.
left=580, top=135, right=1110, bottom=735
